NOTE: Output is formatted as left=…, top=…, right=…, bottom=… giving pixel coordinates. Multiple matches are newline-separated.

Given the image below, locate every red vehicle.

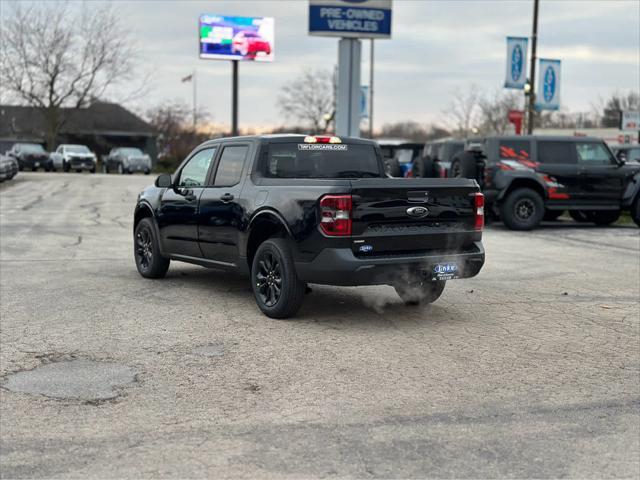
left=231, top=31, right=271, bottom=57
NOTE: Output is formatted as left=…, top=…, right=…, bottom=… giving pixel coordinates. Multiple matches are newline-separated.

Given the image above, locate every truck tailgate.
left=349, top=178, right=481, bottom=256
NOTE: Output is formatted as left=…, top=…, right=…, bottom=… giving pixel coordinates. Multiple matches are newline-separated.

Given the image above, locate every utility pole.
left=369, top=39, right=374, bottom=138
left=527, top=0, right=539, bottom=134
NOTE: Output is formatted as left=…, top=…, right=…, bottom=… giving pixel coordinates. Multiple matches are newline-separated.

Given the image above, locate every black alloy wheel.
left=514, top=198, right=536, bottom=222
left=134, top=218, right=170, bottom=278
left=251, top=238, right=305, bottom=319
left=135, top=226, right=153, bottom=272
left=255, top=251, right=282, bottom=308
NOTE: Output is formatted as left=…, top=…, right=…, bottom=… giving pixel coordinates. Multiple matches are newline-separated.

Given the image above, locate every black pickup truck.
left=133, top=134, right=485, bottom=318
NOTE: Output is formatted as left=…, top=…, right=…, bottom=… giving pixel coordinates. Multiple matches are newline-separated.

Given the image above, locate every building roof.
left=0, top=101, right=156, bottom=139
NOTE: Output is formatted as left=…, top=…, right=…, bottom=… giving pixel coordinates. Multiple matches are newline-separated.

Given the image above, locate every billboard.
left=535, top=59, right=561, bottom=111
left=504, top=36, right=528, bottom=89
left=199, top=14, right=274, bottom=61
left=309, top=0, right=392, bottom=39
left=621, top=111, right=640, bottom=131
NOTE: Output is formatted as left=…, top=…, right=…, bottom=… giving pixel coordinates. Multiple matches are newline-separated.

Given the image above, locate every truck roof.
left=482, top=135, right=604, bottom=143
left=199, top=134, right=377, bottom=146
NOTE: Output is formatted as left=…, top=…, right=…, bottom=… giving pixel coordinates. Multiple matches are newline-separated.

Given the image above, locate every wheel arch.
left=497, top=177, right=547, bottom=203
left=246, top=209, right=293, bottom=270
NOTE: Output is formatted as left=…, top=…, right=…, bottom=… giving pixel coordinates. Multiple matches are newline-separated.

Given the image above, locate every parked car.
left=611, top=144, right=640, bottom=164
left=6, top=143, right=53, bottom=171
left=423, top=139, right=465, bottom=178
left=104, top=147, right=152, bottom=174
left=449, top=135, right=640, bottom=229
left=377, top=139, right=424, bottom=177
left=51, top=144, right=97, bottom=172
left=231, top=31, right=271, bottom=57
left=0, top=154, right=19, bottom=182
left=133, top=134, right=485, bottom=318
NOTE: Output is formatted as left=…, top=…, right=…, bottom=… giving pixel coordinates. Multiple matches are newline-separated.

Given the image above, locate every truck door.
left=198, top=144, right=250, bottom=266
left=157, top=147, right=216, bottom=258
left=535, top=140, right=582, bottom=205
left=574, top=141, right=626, bottom=206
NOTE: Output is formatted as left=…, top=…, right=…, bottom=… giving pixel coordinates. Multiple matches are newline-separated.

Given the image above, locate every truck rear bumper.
left=295, top=242, right=485, bottom=286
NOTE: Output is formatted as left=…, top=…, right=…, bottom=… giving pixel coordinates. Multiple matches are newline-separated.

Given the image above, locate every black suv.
left=447, top=135, right=640, bottom=230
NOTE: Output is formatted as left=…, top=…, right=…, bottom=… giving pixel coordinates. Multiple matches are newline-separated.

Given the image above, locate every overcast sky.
left=5, top=0, right=640, bottom=130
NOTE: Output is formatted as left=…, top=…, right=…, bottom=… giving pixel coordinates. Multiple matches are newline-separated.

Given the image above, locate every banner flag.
left=536, top=59, right=561, bottom=110
left=504, top=37, right=528, bottom=89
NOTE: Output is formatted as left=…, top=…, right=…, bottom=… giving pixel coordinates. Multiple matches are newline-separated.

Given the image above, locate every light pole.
left=527, top=0, right=539, bottom=134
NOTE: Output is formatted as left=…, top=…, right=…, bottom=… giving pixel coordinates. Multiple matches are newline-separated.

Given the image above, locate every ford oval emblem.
left=511, top=44, right=523, bottom=81
left=406, top=206, right=429, bottom=218
left=543, top=66, right=556, bottom=102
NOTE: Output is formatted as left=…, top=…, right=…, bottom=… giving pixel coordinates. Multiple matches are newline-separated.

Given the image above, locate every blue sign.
left=309, top=0, right=392, bottom=38
left=504, top=36, right=528, bottom=89
left=536, top=58, right=561, bottom=111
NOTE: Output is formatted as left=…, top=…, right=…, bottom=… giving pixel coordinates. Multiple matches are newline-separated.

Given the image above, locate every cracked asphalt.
left=1, top=172, right=639, bottom=479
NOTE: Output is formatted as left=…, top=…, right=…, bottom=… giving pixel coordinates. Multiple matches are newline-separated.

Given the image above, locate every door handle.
left=220, top=193, right=234, bottom=202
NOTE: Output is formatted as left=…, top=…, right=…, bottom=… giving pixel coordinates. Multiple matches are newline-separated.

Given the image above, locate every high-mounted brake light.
left=319, top=194, right=352, bottom=236
left=304, top=135, right=342, bottom=144
left=472, top=192, right=484, bottom=231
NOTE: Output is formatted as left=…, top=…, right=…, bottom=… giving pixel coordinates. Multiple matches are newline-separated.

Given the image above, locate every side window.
left=575, top=142, right=615, bottom=165
left=177, top=148, right=216, bottom=187
left=537, top=141, right=576, bottom=164
left=57, top=146, right=63, bottom=153
left=213, top=145, right=248, bottom=187
left=628, top=148, right=640, bottom=163
left=499, top=140, right=531, bottom=161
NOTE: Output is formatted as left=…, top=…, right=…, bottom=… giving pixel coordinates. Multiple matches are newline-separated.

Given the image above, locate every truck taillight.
left=473, top=192, right=484, bottom=231
left=319, top=194, right=352, bottom=236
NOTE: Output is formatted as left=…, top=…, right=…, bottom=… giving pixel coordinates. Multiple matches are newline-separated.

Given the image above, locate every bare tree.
left=477, top=89, right=522, bottom=135
left=146, top=101, right=214, bottom=172
left=591, top=91, right=639, bottom=128
left=378, top=121, right=450, bottom=143
left=277, top=68, right=336, bottom=133
left=0, top=1, right=138, bottom=149
left=443, top=84, right=481, bottom=136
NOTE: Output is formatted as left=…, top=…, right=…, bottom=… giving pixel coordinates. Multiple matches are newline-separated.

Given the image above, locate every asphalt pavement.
left=1, top=172, right=639, bottom=479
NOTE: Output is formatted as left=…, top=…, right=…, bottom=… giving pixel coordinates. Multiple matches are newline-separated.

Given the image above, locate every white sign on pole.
left=504, top=37, right=528, bottom=89
left=535, top=59, right=561, bottom=111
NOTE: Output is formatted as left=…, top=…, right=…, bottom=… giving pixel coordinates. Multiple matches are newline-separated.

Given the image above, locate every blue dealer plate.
left=431, top=263, right=459, bottom=280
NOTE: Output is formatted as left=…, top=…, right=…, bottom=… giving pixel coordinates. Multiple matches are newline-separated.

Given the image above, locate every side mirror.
left=617, top=151, right=627, bottom=164
left=155, top=173, right=172, bottom=188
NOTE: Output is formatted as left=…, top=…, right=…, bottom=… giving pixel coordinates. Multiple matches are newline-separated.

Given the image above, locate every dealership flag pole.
left=527, top=0, right=539, bottom=134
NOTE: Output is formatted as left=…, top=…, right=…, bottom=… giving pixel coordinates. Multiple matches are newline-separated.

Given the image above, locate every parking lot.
left=1, top=172, right=638, bottom=478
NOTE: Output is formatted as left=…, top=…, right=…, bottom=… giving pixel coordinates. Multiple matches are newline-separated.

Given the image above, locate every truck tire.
left=631, top=196, right=640, bottom=228
left=450, top=151, right=478, bottom=179
left=63, top=161, right=70, bottom=172
left=395, top=280, right=445, bottom=306
left=569, top=210, right=590, bottom=223
left=413, top=156, right=435, bottom=178
left=586, top=210, right=620, bottom=226
left=499, top=188, right=544, bottom=230
left=134, top=218, right=170, bottom=279
left=251, top=238, right=305, bottom=319
left=385, top=157, right=401, bottom=177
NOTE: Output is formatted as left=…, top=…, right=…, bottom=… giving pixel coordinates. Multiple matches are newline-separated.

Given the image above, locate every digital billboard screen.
left=199, top=14, right=274, bottom=62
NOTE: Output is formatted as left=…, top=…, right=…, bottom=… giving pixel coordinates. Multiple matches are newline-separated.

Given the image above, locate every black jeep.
left=446, top=135, right=640, bottom=230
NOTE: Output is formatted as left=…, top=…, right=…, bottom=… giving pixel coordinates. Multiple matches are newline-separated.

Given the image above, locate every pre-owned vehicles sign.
left=309, top=0, right=392, bottom=38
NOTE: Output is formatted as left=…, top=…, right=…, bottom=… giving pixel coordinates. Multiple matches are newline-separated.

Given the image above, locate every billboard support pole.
left=232, top=60, right=239, bottom=136
left=336, top=38, right=361, bottom=137
left=368, top=39, right=374, bottom=139
left=527, top=0, right=539, bottom=134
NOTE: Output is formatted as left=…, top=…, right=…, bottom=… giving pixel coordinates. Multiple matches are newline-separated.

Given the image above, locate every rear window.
left=264, top=143, right=381, bottom=179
